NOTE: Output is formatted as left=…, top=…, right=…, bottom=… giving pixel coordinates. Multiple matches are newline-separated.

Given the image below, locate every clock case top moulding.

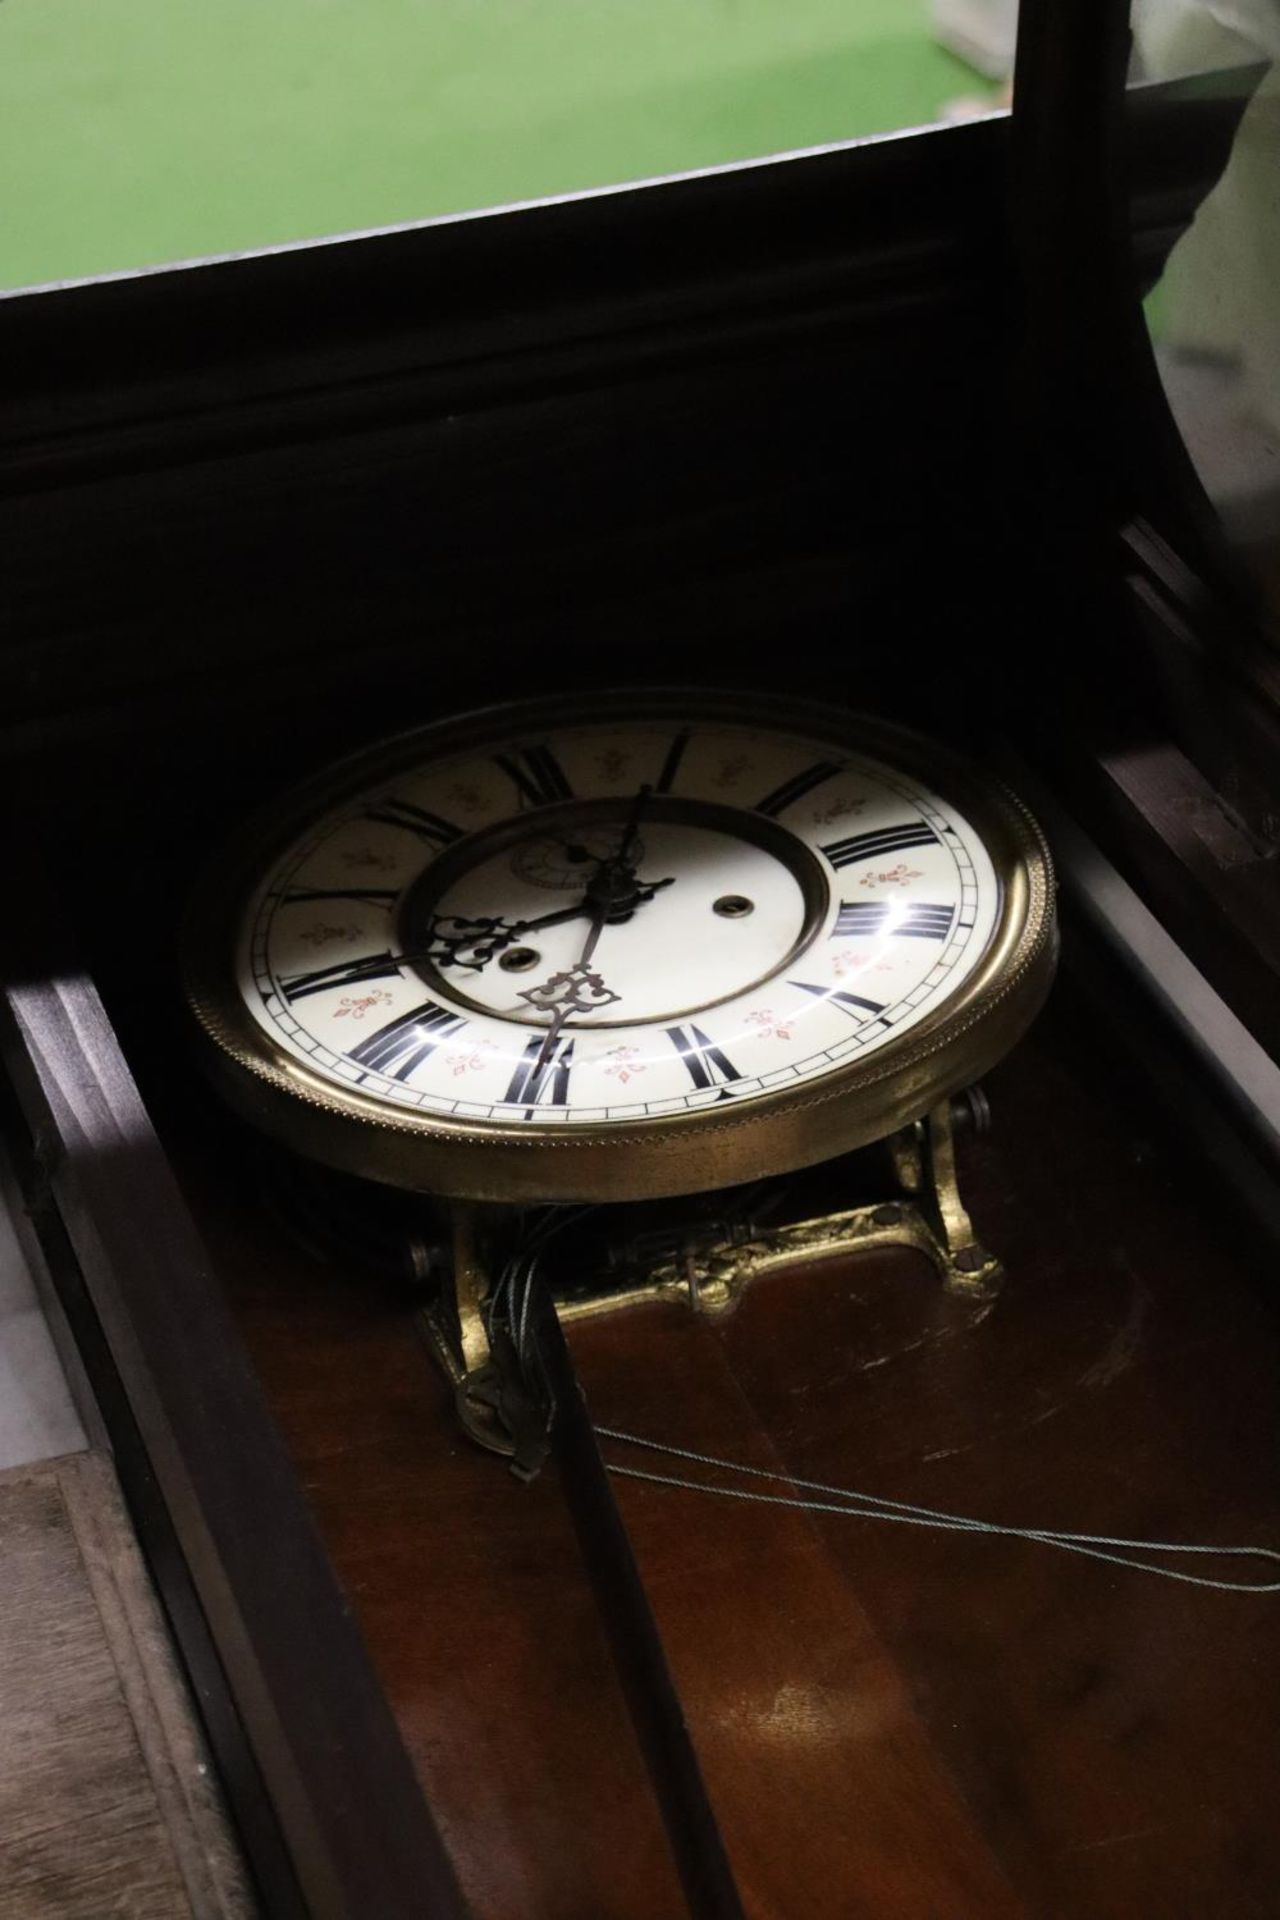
left=3, top=5, right=1280, bottom=1917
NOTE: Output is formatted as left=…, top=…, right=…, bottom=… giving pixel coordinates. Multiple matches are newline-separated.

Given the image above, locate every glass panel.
left=1131, top=2, right=1280, bottom=618
left=0, top=0, right=1003, bottom=291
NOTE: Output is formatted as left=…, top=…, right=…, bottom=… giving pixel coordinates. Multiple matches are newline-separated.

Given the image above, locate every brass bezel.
left=182, top=690, right=1057, bottom=1203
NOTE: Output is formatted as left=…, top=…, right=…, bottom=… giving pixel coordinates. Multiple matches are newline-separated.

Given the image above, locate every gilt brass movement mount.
left=417, top=1095, right=999, bottom=1460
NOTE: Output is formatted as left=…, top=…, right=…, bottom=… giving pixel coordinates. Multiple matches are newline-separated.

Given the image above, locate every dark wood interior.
left=90, top=957, right=1280, bottom=1919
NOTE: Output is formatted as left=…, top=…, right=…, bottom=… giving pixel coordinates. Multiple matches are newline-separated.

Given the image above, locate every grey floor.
left=0, top=1198, right=255, bottom=1916
left=0, top=1195, right=86, bottom=1470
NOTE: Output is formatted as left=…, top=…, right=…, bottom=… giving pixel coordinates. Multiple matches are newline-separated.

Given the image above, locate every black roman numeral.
left=281, top=887, right=400, bottom=909
left=833, top=901, right=955, bottom=941
left=819, top=821, right=940, bottom=870
left=504, top=1034, right=575, bottom=1110
left=277, top=952, right=403, bottom=1001
left=364, top=798, right=462, bottom=849
left=833, top=902, right=890, bottom=939
left=755, top=760, right=845, bottom=817
left=494, top=745, right=574, bottom=810
left=788, top=979, right=886, bottom=1018
left=655, top=728, right=692, bottom=794
left=897, top=902, right=956, bottom=940
left=347, top=1000, right=467, bottom=1080
left=666, top=1023, right=743, bottom=1097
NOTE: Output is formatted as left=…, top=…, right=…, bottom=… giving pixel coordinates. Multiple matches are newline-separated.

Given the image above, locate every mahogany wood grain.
left=184, top=1154, right=686, bottom=1920
left=124, top=986, right=1280, bottom=1919
left=578, top=1022, right=1280, bottom=1919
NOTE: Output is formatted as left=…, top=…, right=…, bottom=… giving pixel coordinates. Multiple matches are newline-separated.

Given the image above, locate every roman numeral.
left=493, top=745, right=574, bottom=809
left=655, top=728, right=692, bottom=794
left=277, top=952, right=403, bottom=1001
left=347, top=1000, right=467, bottom=1080
left=897, top=902, right=955, bottom=939
left=755, top=760, right=845, bottom=817
left=281, top=887, right=400, bottom=909
left=833, top=901, right=890, bottom=939
left=666, top=1023, right=743, bottom=1097
left=819, top=821, right=940, bottom=870
left=504, top=1034, right=575, bottom=1110
left=833, top=901, right=955, bottom=941
left=788, top=979, right=886, bottom=1018
left=364, top=798, right=462, bottom=849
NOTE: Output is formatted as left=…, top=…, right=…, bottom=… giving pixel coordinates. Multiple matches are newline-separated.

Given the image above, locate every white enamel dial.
left=233, top=715, right=1001, bottom=1127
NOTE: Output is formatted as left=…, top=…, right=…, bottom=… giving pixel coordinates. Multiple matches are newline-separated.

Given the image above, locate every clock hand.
left=428, top=875, right=675, bottom=971
left=520, top=887, right=615, bottom=1013
left=278, top=871, right=677, bottom=997
left=518, top=886, right=621, bottom=1082
left=512, top=789, right=666, bottom=1078
left=517, top=955, right=622, bottom=1020
left=285, top=790, right=668, bottom=1001
left=606, top=782, right=652, bottom=878
left=426, top=901, right=592, bottom=966
left=543, top=782, right=651, bottom=878
left=535, top=786, right=654, bottom=952
left=514, top=794, right=661, bottom=1025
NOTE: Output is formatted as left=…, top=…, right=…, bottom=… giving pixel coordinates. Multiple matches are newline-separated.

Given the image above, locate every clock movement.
left=184, top=688, right=1055, bottom=1459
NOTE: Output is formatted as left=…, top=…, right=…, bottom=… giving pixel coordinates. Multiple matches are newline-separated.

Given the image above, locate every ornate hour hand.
left=422, top=907, right=593, bottom=972
left=419, top=913, right=518, bottom=972
left=424, top=874, right=674, bottom=972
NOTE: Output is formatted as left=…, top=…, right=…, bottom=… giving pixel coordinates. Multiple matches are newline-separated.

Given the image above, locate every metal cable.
left=597, top=1427, right=1280, bottom=1594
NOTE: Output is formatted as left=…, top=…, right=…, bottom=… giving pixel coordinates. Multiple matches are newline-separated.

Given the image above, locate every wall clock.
left=183, top=689, right=1055, bottom=1450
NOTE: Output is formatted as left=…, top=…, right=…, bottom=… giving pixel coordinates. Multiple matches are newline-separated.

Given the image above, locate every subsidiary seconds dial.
left=184, top=692, right=1055, bottom=1202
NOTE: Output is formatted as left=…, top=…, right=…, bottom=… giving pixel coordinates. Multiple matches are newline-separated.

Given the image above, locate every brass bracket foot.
left=417, top=1203, right=518, bottom=1458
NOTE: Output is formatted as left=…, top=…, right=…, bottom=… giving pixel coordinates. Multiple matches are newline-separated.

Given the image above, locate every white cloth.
left=1135, top=1, right=1280, bottom=452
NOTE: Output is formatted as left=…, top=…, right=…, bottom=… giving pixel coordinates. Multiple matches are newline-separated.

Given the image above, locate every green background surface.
left=0, top=0, right=982, bottom=291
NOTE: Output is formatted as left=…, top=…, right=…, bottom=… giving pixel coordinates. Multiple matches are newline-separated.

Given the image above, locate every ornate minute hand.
left=516, top=892, right=617, bottom=1084
left=517, top=850, right=625, bottom=1020
left=610, top=781, right=652, bottom=875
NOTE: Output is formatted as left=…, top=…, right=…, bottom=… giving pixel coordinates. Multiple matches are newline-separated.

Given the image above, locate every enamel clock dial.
left=183, top=692, right=1055, bottom=1201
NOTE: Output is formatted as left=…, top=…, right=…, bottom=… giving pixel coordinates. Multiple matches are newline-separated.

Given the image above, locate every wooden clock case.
left=3, top=6, right=1279, bottom=1916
